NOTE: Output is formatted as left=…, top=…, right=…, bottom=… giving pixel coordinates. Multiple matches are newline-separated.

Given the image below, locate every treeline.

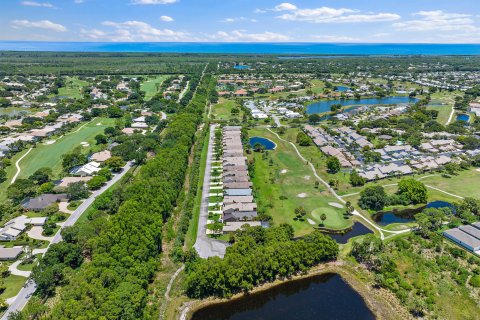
left=0, top=52, right=209, bottom=76
left=185, top=225, right=338, bottom=298
left=21, top=73, right=216, bottom=319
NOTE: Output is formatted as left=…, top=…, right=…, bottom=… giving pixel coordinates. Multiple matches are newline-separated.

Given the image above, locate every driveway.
left=27, top=227, right=53, bottom=242
left=8, top=261, right=30, bottom=278
left=193, top=124, right=228, bottom=258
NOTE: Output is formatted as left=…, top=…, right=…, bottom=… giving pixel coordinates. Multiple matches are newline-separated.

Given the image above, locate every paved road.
left=1, top=162, right=133, bottom=320
left=193, top=124, right=228, bottom=258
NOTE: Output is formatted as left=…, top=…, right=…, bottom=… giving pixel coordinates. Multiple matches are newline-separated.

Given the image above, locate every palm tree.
left=320, top=213, right=327, bottom=226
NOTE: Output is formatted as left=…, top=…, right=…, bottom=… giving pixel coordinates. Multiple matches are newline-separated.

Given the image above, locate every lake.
left=190, top=273, right=375, bottom=320
left=249, top=137, right=276, bottom=150
left=322, top=222, right=373, bottom=244
left=307, top=96, right=418, bottom=114
left=373, top=200, right=454, bottom=226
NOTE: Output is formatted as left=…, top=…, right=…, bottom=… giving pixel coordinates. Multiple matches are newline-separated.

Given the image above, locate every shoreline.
left=180, top=261, right=410, bottom=320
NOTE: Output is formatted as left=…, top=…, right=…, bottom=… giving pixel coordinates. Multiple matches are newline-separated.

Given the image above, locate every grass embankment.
left=141, top=75, right=168, bottom=101
left=427, top=105, right=452, bottom=125
left=185, top=128, right=210, bottom=248
left=248, top=127, right=351, bottom=236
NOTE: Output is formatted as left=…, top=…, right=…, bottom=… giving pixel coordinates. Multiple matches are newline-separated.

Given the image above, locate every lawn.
left=248, top=127, right=351, bottom=236
left=56, top=77, right=89, bottom=99
left=418, top=169, right=480, bottom=199
left=211, top=99, right=243, bottom=121
left=141, top=75, right=168, bottom=101
left=17, top=117, right=115, bottom=179
left=427, top=104, right=452, bottom=125
left=0, top=274, right=26, bottom=301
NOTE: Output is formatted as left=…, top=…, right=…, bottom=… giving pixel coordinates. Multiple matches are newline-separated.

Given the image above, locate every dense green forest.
left=17, top=71, right=216, bottom=319
left=185, top=225, right=338, bottom=299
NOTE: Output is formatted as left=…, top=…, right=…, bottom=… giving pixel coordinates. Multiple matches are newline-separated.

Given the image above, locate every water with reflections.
left=307, top=96, right=418, bottom=114
left=322, top=222, right=373, bottom=244
left=249, top=137, right=276, bottom=150
left=373, top=200, right=454, bottom=226
left=191, top=273, right=375, bottom=320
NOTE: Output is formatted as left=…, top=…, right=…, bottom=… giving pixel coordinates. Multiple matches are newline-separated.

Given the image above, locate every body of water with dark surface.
left=335, top=86, right=352, bottom=92
left=2, top=42, right=480, bottom=54
left=307, top=96, right=418, bottom=114
left=249, top=137, right=276, bottom=150
left=322, top=222, right=373, bottom=244
left=191, top=273, right=375, bottom=320
left=373, top=200, right=454, bottom=226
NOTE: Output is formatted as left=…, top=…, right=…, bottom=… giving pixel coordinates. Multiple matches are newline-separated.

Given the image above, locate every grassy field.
left=57, top=77, right=89, bottom=99
left=5, top=118, right=116, bottom=186
left=211, top=99, right=243, bottom=121
left=141, top=75, right=168, bottom=101
left=427, top=104, right=452, bottom=125
left=249, top=127, right=351, bottom=236
left=418, top=169, right=480, bottom=199
left=0, top=274, right=26, bottom=301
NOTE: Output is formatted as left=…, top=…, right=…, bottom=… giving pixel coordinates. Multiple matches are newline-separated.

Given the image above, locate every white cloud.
left=12, top=19, right=67, bottom=32
left=81, top=20, right=188, bottom=41
left=393, top=11, right=477, bottom=32
left=311, top=35, right=359, bottom=42
left=131, top=0, right=178, bottom=4
left=220, top=17, right=257, bottom=23
left=20, top=1, right=54, bottom=8
left=273, top=3, right=400, bottom=23
left=274, top=3, right=297, bottom=11
left=74, top=0, right=85, bottom=3
left=254, top=8, right=266, bottom=14
left=212, top=30, right=288, bottom=42
left=160, top=15, right=174, bottom=22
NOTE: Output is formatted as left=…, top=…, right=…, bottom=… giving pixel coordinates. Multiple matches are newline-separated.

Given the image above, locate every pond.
left=456, top=114, right=470, bottom=122
left=191, top=273, right=375, bottom=320
left=307, top=96, right=419, bottom=114
left=322, top=222, right=373, bottom=244
left=373, top=201, right=454, bottom=226
left=249, top=136, right=276, bottom=150
left=335, top=86, right=352, bottom=92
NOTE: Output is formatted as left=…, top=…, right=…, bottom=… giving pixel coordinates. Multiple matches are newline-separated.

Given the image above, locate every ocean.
left=1, top=41, right=480, bottom=55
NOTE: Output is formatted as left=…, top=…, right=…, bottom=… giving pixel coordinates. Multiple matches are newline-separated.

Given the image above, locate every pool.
left=335, top=86, right=352, bottom=92
left=307, top=96, right=418, bottom=114
left=456, top=114, right=470, bottom=122
left=234, top=65, right=250, bottom=70
left=249, top=136, right=276, bottom=150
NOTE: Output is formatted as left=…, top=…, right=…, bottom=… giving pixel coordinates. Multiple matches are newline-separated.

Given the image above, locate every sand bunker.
left=304, top=175, right=311, bottom=180
left=44, top=140, right=55, bottom=145
left=297, top=193, right=307, bottom=198
left=307, top=218, right=316, bottom=225
left=281, top=169, right=288, bottom=174
left=328, top=202, right=344, bottom=208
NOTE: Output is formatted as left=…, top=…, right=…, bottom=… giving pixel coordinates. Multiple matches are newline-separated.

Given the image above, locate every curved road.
left=1, top=162, right=133, bottom=320
left=266, top=128, right=411, bottom=240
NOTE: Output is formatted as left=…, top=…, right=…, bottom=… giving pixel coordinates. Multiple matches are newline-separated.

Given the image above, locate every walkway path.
left=446, top=106, right=456, bottom=125
left=8, top=261, right=30, bottom=278
left=10, top=148, right=32, bottom=184
left=266, top=128, right=411, bottom=240
left=193, top=124, right=228, bottom=258
left=177, top=81, right=190, bottom=103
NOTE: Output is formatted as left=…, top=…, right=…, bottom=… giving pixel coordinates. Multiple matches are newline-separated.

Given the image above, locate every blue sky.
left=1, top=0, right=479, bottom=43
